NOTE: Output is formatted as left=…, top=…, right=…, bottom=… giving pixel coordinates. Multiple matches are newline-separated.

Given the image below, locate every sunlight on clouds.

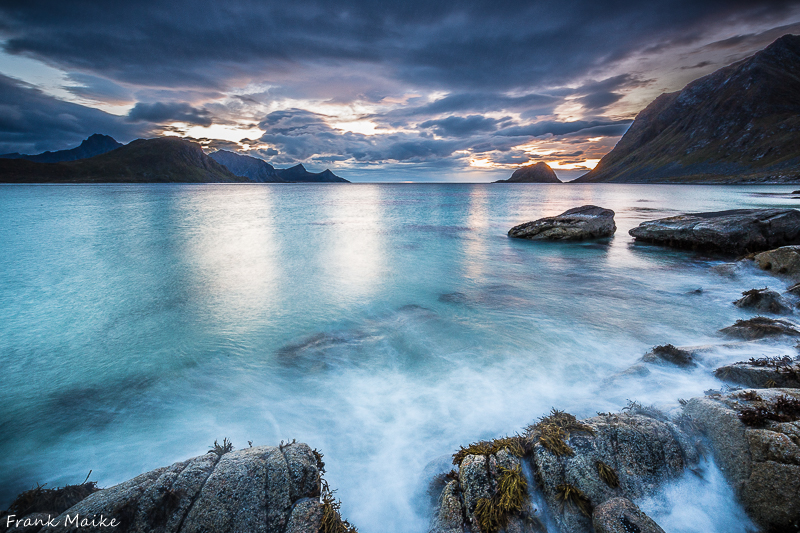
left=546, top=158, right=600, bottom=170
left=182, top=123, right=265, bottom=142
left=332, top=120, right=379, bottom=135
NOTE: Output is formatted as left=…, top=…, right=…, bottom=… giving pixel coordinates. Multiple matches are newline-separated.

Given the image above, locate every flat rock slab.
left=628, top=209, right=800, bottom=254
left=508, top=205, right=616, bottom=240
left=715, top=359, right=800, bottom=388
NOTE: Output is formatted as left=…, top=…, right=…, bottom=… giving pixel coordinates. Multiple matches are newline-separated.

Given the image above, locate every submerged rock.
left=32, top=442, right=328, bottom=533
left=733, top=288, right=793, bottom=315
left=592, top=497, right=665, bottom=533
left=715, top=356, right=800, bottom=388
left=641, top=344, right=698, bottom=367
left=719, top=316, right=800, bottom=340
left=628, top=209, right=800, bottom=254
left=508, top=205, right=616, bottom=241
left=754, top=245, right=800, bottom=280
left=683, top=388, right=800, bottom=532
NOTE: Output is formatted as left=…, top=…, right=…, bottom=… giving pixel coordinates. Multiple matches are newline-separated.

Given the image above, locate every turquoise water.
left=1, top=183, right=798, bottom=532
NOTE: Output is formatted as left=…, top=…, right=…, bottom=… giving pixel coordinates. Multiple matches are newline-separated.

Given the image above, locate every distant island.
left=494, top=162, right=561, bottom=183
left=0, top=137, right=348, bottom=183
left=575, top=34, right=800, bottom=184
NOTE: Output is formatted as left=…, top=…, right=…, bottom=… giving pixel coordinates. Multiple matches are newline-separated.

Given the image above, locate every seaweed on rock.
left=596, top=461, right=619, bottom=488
left=208, top=438, right=234, bottom=456
left=737, top=394, right=800, bottom=426
left=473, top=465, right=529, bottom=533
left=452, top=435, right=530, bottom=466
left=3, top=472, right=99, bottom=517
left=555, top=483, right=592, bottom=517
left=320, top=479, right=358, bottom=533
left=527, top=409, right=594, bottom=457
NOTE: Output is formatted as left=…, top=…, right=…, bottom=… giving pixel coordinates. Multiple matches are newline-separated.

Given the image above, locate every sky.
left=0, top=1, right=799, bottom=182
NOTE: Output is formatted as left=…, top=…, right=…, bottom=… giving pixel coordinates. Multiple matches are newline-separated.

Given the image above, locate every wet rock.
left=719, top=316, right=800, bottom=340
left=787, top=282, right=800, bottom=297
left=754, top=245, right=800, bottom=280
left=683, top=389, right=800, bottom=532
left=285, top=499, right=324, bottom=533
left=431, top=410, right=698, bottom=533
left=710, top=261, right=747, bottom=279
left=641, top=344, right=698, bottom=367
left=592, top=497, right=665, bottom=533
left=40, top=442, right=323, bottom=533
left=733, top=288, right=793, bottom=314
left=529, top=413, right=697, bottom=533
left=508, top=205, right=616, bottom=241
left=429, top=481, right=464, bottom=533
left=715, top=356, right=800, bottom=388
left=628, top=209, right=800, bottom=254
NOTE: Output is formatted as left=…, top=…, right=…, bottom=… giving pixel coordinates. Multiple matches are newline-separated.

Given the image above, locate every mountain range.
left=208, top=150, right=348, bottom=183
left=575, top=34, right=800, bottom=183
left=0, top=137, right=243, bottom=183
left=0, top=137, right=347, bottom=183
left=0, top=134, right=123, bottom=164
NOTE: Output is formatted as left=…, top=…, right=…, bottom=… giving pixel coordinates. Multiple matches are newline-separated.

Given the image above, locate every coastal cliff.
left=575, top=34, right=800, bottom=184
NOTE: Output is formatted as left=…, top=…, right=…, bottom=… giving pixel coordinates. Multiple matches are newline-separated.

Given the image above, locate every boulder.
left=592, top=497, right=665, bottom=533
left=733, top=288, right=793, bottom=314
left=754, top=245, right=800, bottom=280
left=719, top=316, right=800, bottom=340
left=430, top=411, right=698, bottom=533
left=508, top=205, right=616, bottom=241
left=683, top=389, right=800, bottom=532
left=528, top=412, right=697, bottom=533
left=37, top=442, right=325, bottom=533
left=640, top=344, right=698, bottom=368
left=628, top=209, right=800, bottom=254
left=715, top=356, right=800, bottom=388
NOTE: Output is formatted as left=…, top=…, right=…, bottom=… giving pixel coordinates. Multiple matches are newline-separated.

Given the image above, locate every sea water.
left=1, top=183, right=797, bottom=532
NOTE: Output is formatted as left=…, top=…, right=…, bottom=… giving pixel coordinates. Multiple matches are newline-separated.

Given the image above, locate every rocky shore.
left=5, top=207, right=800, bottom=533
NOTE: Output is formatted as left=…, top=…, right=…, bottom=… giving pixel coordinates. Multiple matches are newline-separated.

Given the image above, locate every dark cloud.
left=0, top=74, right=148, bottom=154
left=496, top=119, right=632, bottom=138
left=127, top=102, right=213, bottom=126
left=419, top=115, right=500, bottom=137
left=65, top=73, right=133, bottom=103
left=576, top=92, right=624, bottom=110
left=1, top=0, right=795, bottom=92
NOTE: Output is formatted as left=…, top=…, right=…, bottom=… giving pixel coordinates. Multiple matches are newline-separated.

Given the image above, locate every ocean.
left=1, top=183, right=797, bottom=532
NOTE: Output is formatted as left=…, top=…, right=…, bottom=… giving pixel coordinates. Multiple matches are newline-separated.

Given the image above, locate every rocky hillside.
left=0, top=137, right=245, bottom=183
left=276, top=164, right=349, bottom=183
left=575, top=34, right=800, bottom=183
left=494, top=162, right=561, bottom=183
left=208, top=149, right=284, bottom=183
left=0, top=134, right=123, bottom=164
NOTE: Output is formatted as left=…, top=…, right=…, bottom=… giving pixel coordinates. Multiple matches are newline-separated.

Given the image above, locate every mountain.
left=494, top=162, right=561, bottom=183
left=0, top=137, right=245, bottom=183
left=276, top=164, right=349, bottom=183
left=0, top=134, right=123, bottom=163
left=208, top=150, right=284, bottom=183
left=575, top=34, right=800, bottom=183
